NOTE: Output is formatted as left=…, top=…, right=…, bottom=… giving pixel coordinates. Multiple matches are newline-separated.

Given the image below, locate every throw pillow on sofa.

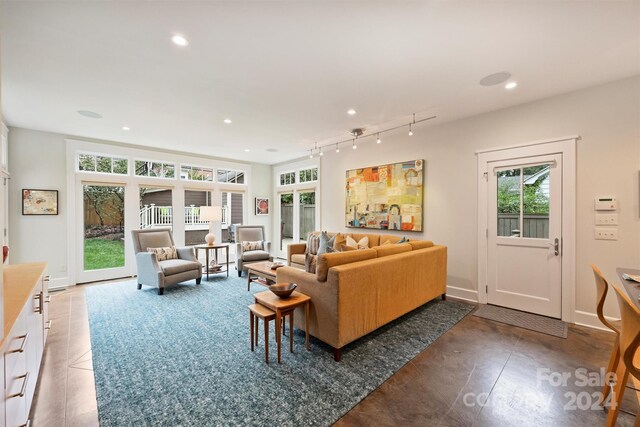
left=242, top=241, right=264, bottom=252
left=317, top=231, right=336, bottom=255
left=342, top=235, right=369, bottom=251
left=305, top=253, right=317, bottom=274
left=147, top=246, right=178, bottom=261
left=306, top=233, right=321, bottom=255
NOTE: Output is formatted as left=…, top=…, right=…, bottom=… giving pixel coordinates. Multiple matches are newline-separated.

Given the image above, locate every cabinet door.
left=25, top=284, right=43, bottom=412
left=5, top=308, right=28, bottom=427
left=42, top=276, right=50, bottom=344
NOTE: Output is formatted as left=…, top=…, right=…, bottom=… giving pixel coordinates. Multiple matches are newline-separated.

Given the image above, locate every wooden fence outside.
left=497, top=214, right=549, bottom=238
left=281, top=204, right=315, bottom=239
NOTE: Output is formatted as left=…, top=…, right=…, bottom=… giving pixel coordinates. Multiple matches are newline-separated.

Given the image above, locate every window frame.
left=76, top=152, right=129, bottom=176
left=134, top=158, right=177, bottom=180
left=278, top=170, right=296, bottom=186
left=298, top=166, right=319, bottom=184
left=179, top=163, right=215, bottom=182
left=216, top=168, right=246, bottom=185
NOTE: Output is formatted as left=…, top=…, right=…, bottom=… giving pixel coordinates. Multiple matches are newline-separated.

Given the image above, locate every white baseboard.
left=446, top=285, right=478, bottom=303
left=573, top=310, right=618, bottom=332
left=48, top=277, right=71, bottom=291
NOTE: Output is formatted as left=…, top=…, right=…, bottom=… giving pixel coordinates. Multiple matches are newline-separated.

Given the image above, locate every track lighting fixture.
left=309, top=150, right=313, bottom=159
left=308, top=112, right=435, bottom=154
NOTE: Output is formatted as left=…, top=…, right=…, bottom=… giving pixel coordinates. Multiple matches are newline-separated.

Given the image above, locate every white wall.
left=314, top=76, right=640, bottom=326
left=8, top=128, right=68, bottom=287
left=8, top=128, right=273, bottom=287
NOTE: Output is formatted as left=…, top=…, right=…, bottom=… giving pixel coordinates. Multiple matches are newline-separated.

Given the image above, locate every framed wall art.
left=345, top=159, right=423, bottom=231
left=22, top=189, right=59, bottom=215
left=255, top=197, right=269, bottom=215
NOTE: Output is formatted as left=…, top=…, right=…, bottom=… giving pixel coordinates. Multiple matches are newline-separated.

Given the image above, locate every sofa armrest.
left=287, top=243, right=307, bottom=266
left=135, top=252, right=164, bottom=287
left=176, top=246, right=198, bottom=262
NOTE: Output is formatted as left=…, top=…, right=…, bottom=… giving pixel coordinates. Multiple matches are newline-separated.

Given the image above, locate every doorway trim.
left=477, top=136, right=577, bottom=323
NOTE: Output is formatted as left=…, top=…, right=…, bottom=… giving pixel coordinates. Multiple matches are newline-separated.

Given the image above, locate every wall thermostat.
left=595, top=197, right=617, bottom=211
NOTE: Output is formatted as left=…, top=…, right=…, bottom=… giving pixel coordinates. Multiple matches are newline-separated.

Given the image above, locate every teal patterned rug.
left=85, top=276, right=472, bottom=426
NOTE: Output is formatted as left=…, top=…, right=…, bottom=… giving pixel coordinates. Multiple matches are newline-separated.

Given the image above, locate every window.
left=77, top=154, right=128, bottom=175
left=180, top=165, right=213, bottom=182
left=279, top=171, right=295, bottom=186
left=217, top=169, right=245, bottom=184
left=135, top=160, right=175, bottom=179
left=299, top=167, right=318, bottom=183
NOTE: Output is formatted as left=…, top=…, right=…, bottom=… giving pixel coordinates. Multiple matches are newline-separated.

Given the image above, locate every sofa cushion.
left=333, top=233, right=346, bottom=251
left=373, top=242, right=412, bottom=258
left=316, top=248, right=377, bottom=282
left=291, top=254, right=306, bottom=266
left=317, top=231, right=336, bottom=256
left=147, top=246, right=177, bottom=261
left=408, top=240, right=434, bottom=250
left=159, top=259, right=201, bottom=276
left=243, top=250, right=271, bottom=261
left=306, top=233, right=321, bottom=255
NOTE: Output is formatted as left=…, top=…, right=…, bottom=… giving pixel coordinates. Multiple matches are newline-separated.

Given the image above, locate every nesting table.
left=193, top=243, right=230, bottom=280
left=253, top=290, right=311, bottom=364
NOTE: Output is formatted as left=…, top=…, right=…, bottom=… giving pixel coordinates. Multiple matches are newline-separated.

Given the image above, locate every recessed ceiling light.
left=77, top=110, right=102, bottom=119
left=505, top=82, right=518, bottom=90
left=122, top=126, right=130, bottom=131
left=479, top=72, right=511, bottom=86
left=171, top=34, right=189, bottom=46
left=244, top=149, right=250, bottom=152
left=224, top=118, right=232, bottom=124
left=347, top=109, right=356, bottom=115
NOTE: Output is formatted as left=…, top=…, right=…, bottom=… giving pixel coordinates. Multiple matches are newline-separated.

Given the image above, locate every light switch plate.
left=595, top=228, right=618, bottom=240
left=595, top=213, right=618, bottom=225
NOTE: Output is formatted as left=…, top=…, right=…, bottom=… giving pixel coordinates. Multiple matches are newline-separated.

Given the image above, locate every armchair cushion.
left=291, top=254, right=306, bottom=266
left=159, top=259, right=202, bottom=276
left=242, top=250, right=271, bottom=262
left=147, top=246, right=178, bottom=261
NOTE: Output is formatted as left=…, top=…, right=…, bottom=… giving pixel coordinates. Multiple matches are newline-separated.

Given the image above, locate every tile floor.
left=29, top=283, right=638, bottom=426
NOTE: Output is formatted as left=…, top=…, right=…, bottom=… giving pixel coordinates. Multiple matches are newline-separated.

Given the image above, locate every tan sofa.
left=278, top=232, right=447, bottom=361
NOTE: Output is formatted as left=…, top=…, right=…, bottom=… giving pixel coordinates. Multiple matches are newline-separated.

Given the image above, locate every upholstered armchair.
left=235, top=225, right=272, bottom=276
left=131, top=227, right=202, bottom=295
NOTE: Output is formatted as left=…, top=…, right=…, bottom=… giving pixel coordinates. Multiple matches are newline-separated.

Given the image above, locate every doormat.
left=473, top=304, right=568, bottom=338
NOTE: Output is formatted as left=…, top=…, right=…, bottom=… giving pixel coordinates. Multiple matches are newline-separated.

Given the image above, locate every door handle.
left=548, top=238, right=560, bottom=256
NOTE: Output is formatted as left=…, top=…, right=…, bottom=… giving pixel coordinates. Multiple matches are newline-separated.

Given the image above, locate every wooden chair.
left=592, top=265, right=621, bottom=402
left=607, top=284, right=640, bottom=427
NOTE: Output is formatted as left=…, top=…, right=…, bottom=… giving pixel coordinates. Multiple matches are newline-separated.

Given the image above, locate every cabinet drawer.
left=4, top=307, right=28, bottom=386
left=5, top=354, right=27, bottom=427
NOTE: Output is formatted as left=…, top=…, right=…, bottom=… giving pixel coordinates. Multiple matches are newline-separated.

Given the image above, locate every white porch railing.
left=139, top=204, right=230, bottom=229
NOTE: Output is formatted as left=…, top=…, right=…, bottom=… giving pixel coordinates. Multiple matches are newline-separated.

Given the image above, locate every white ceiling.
left=2, top=1, right=639, bottom=164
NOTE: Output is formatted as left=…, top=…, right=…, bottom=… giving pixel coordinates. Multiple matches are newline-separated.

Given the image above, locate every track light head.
left=408, top=123, right=413, bottom=136
left=376, top=133, right=381, bottom=144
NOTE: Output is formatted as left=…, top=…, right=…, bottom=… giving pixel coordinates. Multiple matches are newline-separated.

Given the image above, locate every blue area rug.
left=85, top=276, right=472, bottom=426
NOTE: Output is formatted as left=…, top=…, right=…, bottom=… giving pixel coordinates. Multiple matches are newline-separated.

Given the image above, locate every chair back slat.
left=592, top=264, right=619, bottom=333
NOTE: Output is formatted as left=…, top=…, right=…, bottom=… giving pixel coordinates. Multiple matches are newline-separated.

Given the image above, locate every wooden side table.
left=194, top=244, right=230, bottom=280
left=253, top=289, right=311, bottom=364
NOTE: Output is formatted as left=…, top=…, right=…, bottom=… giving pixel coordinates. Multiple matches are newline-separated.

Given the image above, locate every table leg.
left=226, top=246, right=229, bottom=277
left=305, top=301, right=310, bottom=351
left=290, top=310, right=294, bottom=353
left=250, top=311, right=254, bottom=351
left=276, top=309, right=282, bottom=364
left=206, top=249, right=210, bottom=281
left=265, top=318, right=269, bottom=364
left=247, top=272, right=251, bottom=291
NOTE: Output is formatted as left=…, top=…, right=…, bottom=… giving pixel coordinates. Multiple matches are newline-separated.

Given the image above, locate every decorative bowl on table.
left=269, top=283, right=297, bottom=299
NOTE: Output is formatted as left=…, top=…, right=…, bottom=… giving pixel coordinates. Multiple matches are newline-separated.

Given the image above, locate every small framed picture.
left=255, top=197, right=269, bottom=215
left=22, top=189, right=59, bottom=215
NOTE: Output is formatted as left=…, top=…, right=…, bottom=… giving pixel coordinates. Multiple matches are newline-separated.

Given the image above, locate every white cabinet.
left=3, top=264, right=49, bottom=427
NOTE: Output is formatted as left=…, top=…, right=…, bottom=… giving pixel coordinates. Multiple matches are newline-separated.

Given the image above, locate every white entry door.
left=487, top=154, right=562, bottom=318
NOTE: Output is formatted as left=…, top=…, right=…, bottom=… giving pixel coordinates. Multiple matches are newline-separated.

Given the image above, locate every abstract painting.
left=22, top=189, right=59, bottom=215
left=345, top=159, right=423, bottom=231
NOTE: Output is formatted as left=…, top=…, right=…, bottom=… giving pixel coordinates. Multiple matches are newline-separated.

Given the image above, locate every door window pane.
left=222, top=191, right=244, bottom=242
left=139, top=187, right=173, bottom=229
left=497, top=168, right=521, bottom=237
left=299, top=191, right=315, bottom=241
left=83, top=185, right=125, bottom=270
left=184, top=190, right=212, bottom=246
left=523, top=165, right=550, bottom=238
left=280, top=193, right=293, bottom=250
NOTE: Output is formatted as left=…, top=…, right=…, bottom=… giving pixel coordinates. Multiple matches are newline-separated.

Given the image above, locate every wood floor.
left=29, top=284, right=637, bottom=427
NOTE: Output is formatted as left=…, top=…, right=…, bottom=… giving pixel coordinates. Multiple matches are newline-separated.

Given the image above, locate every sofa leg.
left=196, top=277, right=202, bottom=285
left=441, top=293, right=446, bottom=301
left=137, top=283, right=142, bottom=290
left=334, top=348, right=343, bottom=362
left=158, top=287, right=164, bottom=295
